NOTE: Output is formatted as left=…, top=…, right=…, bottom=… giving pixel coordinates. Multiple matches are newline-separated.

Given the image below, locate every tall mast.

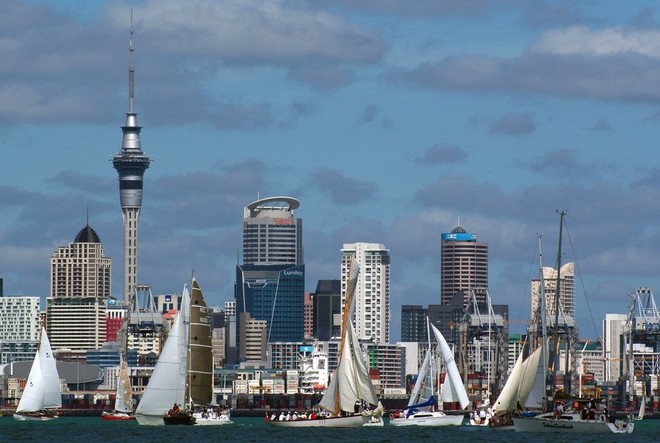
left=551, top=210, right=565, bottom=400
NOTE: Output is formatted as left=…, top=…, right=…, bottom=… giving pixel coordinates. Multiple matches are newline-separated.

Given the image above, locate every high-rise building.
left=341, top=242, right=390, bottom=343
left=603, top=313, right=627, bottom=382
left=401, top=305, right=427, bottom=342
left=47, top=224, right=110, bottom=360
left=242, top=196, right=302, bottom=265
left=312, top=279, right=341, bottom=341
left=531, top=262, right=575, bottom=320
left=235, top=264, right=305, bottom=343
left=0, top=296, right=40, bottom=364
left=50, top=224, right=112, bottom=299
left=112, top=23, right=151, bottom=305
left=440, top=224, right=488, bottom=307
left=234, top=196, right=304, bottom=362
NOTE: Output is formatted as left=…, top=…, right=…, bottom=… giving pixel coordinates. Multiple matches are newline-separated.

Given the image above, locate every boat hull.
left=267, top=414, right=369, bottom=428
left=513, top=416, right=634, bottom=434
left=390, top=412, right=464, bottom=427
left=101, top=412, right=135, bottom=421
left=163, top=413, right=196, bottom=425
left=13, top=412, right=58, bottom=421
left=194, top=415, right=232, bottom=425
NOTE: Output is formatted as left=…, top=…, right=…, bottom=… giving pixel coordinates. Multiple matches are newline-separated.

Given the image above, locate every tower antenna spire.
left=129, top=9, right=135, bottom=114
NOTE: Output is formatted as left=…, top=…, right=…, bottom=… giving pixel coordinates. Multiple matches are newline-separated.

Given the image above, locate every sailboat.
left=135, top=282, right=191, bottom=425
left=266, top=259, right=381, bottom=428
left=13, top=327, right=62, bottom=421
left=101, top=360, right=135, bottom=420
left=187, top=278, right=232, bottom=426
left=513, top=217, right=634, bottom=434
left=390, top=321, right=468, bottom=426
left=636, top=396, right=646, bottom=421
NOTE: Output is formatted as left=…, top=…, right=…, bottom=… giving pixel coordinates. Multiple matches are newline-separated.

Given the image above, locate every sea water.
left=1, top=416, right=659, bottom=443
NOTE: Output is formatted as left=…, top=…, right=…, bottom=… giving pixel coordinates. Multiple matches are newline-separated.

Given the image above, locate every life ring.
left=599, top=414, right=606, bottom=423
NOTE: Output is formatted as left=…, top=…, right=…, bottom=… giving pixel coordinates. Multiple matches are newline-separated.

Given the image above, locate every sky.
left=3, top=0, right=660, bottom=342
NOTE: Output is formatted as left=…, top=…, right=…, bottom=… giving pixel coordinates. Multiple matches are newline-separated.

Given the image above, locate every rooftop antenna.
left=129, top=9, right=135, bottom=114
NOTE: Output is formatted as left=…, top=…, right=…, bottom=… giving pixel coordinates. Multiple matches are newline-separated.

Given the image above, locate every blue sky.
left=3, top=0, right=660, bottom=342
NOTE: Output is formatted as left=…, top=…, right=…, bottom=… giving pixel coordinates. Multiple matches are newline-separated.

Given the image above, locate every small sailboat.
left=636, top=396, right=645, bottom=421
left=390, top=320, right=468, bottom=426
left=102, top=360, right=135, bottom=420
left=13, top=327, right=62, bottom=421
left=266, top=258, right=381, bottom=428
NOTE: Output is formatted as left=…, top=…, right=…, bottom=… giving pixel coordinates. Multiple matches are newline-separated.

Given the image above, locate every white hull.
left=390, top=411, right=464, bottom=427
left=193, top=415, right=232, bottom=425
left=513, top=414, right=634, bottom=434
left=135, top=414, right=165, bottom=426
left=13, top=413, right=58, bottom=421
left=267, top=414, right=368, bottom=428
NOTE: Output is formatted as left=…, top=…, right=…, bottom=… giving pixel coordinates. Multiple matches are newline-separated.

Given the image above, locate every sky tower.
left=112, top=17, right=151, bottom=305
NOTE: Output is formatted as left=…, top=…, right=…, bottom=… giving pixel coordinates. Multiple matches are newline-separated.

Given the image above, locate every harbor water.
left=1, top=416, right=659, bottom=443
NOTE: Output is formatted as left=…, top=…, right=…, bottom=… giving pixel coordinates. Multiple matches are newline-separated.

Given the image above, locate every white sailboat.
left=390, top=321, right=468, bottom=426
left=102, top=360, right=135, bottom=420
left=135, top=284, right=190, bottom=425
left=13, top=327, right=62, bottom=421
left=267, top=259, right=381, bottom=428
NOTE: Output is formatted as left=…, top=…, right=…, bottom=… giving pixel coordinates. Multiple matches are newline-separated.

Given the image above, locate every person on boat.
left=168, top=403, right=180, bottom=416
left=278, top=411, right=285, bottom=421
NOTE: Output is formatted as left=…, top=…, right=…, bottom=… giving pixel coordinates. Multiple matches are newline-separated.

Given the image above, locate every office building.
left=235, top=197, right=305, bottom=360
left=341, top=243, right=390, bottom=343
left=235, top=264, right=305, bottom=343
left=312, top=279, right=341, bottom=341
left=242, top=196, right=302, bottom=265
left=112, top=24, right=151, bottom=305
left=401, top=305, right=427, bottom=342
left=440, top=224, right=488, bottom=307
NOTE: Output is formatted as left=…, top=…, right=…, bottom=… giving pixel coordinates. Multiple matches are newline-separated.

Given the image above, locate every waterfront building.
left=340, top=243, right=390, bottom=343
left=365, top=342, right=405, bottom=391
left=112, top=23, right=151, bottom=305
left=47, top=223, right=110, bottom=361
left=0, top=296, right=40, bottom=364
left=440, top=224, right=488, bottom=307
left=401, top=305, right=428, bottom=342
left=312, top=279, right=341, bottom=341
left=602, top=313, right=627, bottom=383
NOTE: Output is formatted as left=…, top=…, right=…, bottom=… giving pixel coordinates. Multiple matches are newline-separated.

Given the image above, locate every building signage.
left=441, top=233, right=477, bottom=241
left=274, top=218, right=292, bottom=225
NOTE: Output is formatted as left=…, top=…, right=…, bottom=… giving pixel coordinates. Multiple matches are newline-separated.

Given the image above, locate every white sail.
left=431, top=323, right=469, bottom=410
left=17, top=327, right=61, bottom=413
left=115, top=360, right=133, bottom=414
left=136, top=285, right=190, bottom=421
left=521, top=345, right=544, bottom=409
left=318, top=259, right=378, bottom=414
left=407, top=347, right=432, bottom=408
left=492, top=351, right=524, bottom=412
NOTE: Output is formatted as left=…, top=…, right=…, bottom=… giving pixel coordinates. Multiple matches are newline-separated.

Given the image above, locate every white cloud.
left=532, top=26, right=660, bottom=58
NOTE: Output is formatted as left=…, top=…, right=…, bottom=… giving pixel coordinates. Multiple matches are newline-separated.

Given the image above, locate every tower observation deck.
left=112, top=18, right=151, bottom=305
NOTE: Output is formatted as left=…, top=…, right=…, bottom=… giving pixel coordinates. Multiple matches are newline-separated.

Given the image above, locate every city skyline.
left=3, top=1, right=660, bottom=342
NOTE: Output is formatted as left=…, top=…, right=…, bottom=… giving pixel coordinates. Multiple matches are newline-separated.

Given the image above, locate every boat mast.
left=335, top=257, right=356, bottom=416
left=551, top=210, right=565, bottom=400
left=537, top=234, right=549, bottom=409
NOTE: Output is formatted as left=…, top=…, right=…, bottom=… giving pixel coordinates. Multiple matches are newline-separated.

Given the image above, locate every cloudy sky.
left=3, top=0, right=660, bottom=341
